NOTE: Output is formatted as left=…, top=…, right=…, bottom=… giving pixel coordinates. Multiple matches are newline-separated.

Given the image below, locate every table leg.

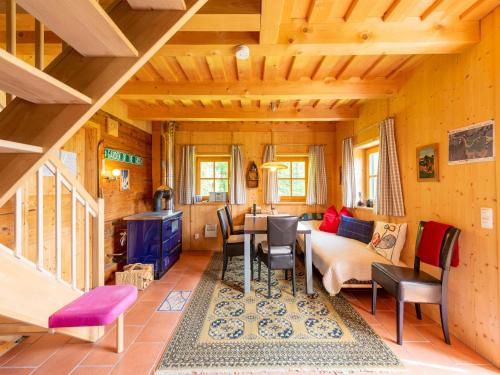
left=244, top=233, right=251, bottom=294
left=304, top=233, right=314, bottom=295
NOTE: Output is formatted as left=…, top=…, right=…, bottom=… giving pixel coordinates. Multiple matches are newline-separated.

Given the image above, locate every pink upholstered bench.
left=48, top=285, right=138, bottom=353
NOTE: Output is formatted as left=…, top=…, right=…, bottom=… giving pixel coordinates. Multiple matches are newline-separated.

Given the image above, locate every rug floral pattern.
left=156, top=253, right=403, bottom=374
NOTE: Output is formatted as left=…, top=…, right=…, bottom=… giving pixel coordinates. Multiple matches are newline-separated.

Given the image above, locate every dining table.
left=243, top=214, right=314, bottom=295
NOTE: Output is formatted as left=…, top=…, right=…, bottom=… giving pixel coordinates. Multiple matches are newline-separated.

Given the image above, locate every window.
left=196, top=156, right=230, bottom=198
left=276, top=156, right=308, bottom=202
left=365, top=146, right=379, bottom=201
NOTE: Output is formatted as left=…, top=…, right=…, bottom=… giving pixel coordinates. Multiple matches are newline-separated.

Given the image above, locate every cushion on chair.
left=227, top=234, right=244, bottom=243
left=368, top=221, right=407, bottom=264
left=260, top=241, right=292, bottom=255
left=372, top=262, right=441, bottom=302
left=337, top=216, right=374, bottom=244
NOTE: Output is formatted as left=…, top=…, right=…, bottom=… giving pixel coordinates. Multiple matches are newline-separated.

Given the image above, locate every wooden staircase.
left=0, top=0, right=207, bottom=208
left=0, top=0, right=207, bottom=341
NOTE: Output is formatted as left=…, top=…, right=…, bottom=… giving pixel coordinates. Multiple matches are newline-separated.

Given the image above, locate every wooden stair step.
left=127, top=0, right=186, bottom=10
left=0, top=49, right=92, bottom=104
left=17, top=0, right=138, bottom=57
left=0, top=139, right=43, bottom=153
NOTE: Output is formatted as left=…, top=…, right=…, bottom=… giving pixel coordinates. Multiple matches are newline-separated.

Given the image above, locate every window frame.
left=276, top=155, right=309, bottom=203
left=195, top=156, right=231, bottom=200
left=364, top=146, right=379, bottom=201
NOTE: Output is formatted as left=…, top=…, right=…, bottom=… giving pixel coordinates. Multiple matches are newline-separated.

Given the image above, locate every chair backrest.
left=224, top=205, right=234, bottom=233
left=217, top=208, right=229, bottom=241
left=414, top=221, right=461, bottom=271
left=267, top=216, right=299, bottom=248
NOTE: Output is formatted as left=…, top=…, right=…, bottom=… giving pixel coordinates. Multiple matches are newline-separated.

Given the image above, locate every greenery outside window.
left=276, top=156, right=308, bottom=202
left=365, top=146, right=379, bottom=201
left=196, top=156, right=230, bottom=199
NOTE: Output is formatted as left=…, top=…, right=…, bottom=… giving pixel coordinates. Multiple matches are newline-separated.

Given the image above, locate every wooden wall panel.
left=174, top=121, right=336, bottom=251
left=333, top=12, right=499, bottom=366
left=91, top=113, right=153, bottom=254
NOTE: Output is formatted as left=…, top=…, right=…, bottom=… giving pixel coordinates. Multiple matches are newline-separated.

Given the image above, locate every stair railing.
left=0, top=154, right=104, bottom=293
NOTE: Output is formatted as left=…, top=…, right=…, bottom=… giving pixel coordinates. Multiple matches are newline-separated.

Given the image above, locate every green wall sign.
left=104, top=148, right=143, bottom=166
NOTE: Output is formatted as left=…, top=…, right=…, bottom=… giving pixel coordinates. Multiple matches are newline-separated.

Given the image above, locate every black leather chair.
left=224, top=205, right=244, bottom=235
left=371, top=221, right=460, bottom=345
left=257, top=216, right=299, bottom=298
left=217, top=208, right=253, bottom=280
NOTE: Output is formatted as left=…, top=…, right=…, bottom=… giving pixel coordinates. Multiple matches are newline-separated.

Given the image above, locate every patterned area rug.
left=156, top=253, right=403, bottom=374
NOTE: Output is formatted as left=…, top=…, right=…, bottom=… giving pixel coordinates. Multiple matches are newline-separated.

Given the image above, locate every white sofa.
left=297, top=220, right=406, bottom=296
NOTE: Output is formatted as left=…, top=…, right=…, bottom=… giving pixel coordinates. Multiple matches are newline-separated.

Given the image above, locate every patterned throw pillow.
left=336, top=216, right=374, bottom=244
left=368, top=221, right=408, bottom=264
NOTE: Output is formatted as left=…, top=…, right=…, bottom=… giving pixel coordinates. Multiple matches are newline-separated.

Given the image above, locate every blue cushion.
left=337, top=216, right=374, bottom=244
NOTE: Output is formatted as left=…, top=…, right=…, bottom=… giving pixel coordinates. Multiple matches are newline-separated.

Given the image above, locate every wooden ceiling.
left=2, top=0, right=500, bottom=121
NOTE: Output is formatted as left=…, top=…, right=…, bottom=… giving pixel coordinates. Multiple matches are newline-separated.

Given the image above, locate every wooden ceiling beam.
left=280, top=18, right=479, bottom=46
left=260, top=0, right=285, bottom=44
left=117, top=79, right=401, bottom=100
left=158, top=41, right=473, bottom=56
left=127, top=104, right=359, bottom=121
left=159, top=17, right=479, bottom=56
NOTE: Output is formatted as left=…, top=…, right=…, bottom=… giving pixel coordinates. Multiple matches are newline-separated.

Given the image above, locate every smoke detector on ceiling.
left=235, top=45, right=250, bottom=60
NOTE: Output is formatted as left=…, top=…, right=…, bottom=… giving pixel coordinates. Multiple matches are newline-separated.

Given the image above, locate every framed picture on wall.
left=416, top=143, right=439, bottom=182
left=121, top=169, right=130, bottom=191
left=448, top=120, right=495, bottom=164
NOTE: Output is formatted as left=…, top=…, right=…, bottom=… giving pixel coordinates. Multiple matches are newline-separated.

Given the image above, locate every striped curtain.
left=178, top=145, right=196, bottom=205
left=342, top=138, right=356, bottom=208
left=376, top=118, right=405, bottom=216
left=230, top=145, right=246, bottom=205
left=306, top=145, right=327, bottom=205
left=263, top=145, right=279, bottom=204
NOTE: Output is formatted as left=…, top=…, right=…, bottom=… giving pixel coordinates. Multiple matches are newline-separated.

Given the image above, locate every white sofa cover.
left=298, top=220, right=406, bottom=295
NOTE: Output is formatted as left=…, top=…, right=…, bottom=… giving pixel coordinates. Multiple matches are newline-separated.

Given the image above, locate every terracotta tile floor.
left=0, top=251, right=498, bottom=375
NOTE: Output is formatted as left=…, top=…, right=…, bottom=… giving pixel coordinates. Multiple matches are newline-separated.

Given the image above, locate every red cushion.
left=319, top=213, right=338, bottom=233
left=339, top=206, right=353, bottom=218
left=319, top=206, right=353, bottom=234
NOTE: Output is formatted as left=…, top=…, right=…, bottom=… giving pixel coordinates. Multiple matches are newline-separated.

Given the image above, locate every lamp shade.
left=261, top=162, right=288, bottom=171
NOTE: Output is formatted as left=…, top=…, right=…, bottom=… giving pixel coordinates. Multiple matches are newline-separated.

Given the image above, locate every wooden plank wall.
left=88, top=112, right=153, bottom=254
left=174, top=122, right=336, bottom=251
left=333, top=11, right=499, bottom=366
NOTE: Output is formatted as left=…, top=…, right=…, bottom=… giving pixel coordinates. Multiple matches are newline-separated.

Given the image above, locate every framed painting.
left=121, top=169, right=130, bottom=191
left=448, top=120, right=495, bottom=164
left=417, top=143, right=439, bottom=182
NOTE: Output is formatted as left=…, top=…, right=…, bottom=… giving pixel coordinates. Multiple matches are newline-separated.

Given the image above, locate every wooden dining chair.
left=217, top=208, right=253, bottom=280
left=371, top=221, right=460, bottom=345
left=224, top=205, right=244, bottom=235
left=257, top=216, right=299, bottom=298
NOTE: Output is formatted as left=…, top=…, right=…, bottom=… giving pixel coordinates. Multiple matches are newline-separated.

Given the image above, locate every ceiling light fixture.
left=235, top=45, right=250, bottom=60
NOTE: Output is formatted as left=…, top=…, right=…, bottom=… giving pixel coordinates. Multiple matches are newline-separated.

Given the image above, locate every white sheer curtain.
left=263, top=145, right=279, bottom=205
left=342, top=138, right=356, bottom=208
left=178, top=145, right=196, bottom=205
left=376, top=118, right=405, bottom=216
left=230, top=145, right=246, bottom=205
left=306, top=145, right=327, bottom=205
